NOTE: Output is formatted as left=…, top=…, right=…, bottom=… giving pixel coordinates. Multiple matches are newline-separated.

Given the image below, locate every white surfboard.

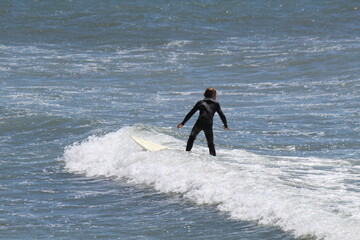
left=131, top=136, right=168, bottom=152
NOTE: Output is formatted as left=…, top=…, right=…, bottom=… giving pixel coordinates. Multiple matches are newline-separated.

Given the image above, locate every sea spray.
left=64, top=126, right=360, bottom=240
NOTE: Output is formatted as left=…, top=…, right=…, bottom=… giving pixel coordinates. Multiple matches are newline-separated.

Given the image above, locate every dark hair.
left=204, top=87, right=216, bottom=98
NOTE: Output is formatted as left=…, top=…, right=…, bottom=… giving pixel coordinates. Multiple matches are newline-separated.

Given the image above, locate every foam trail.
left=63, top=126, right=360, bottom=240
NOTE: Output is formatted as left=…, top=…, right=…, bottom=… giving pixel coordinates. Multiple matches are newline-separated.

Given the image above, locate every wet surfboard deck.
left=131, top=136, right=168, bottom=152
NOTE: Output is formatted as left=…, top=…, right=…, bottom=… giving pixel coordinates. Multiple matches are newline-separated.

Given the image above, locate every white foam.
left=63, top=126, right=360, bottom=240
left=165, top=40, right=191, bottom=48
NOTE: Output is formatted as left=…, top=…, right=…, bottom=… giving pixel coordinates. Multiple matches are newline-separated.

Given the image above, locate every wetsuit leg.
left=186, top=122, right=202, bottom=152
left=203, top=125, right=216, bottom=156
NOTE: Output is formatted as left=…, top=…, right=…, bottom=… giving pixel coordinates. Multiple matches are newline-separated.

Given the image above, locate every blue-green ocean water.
left=1, top=1, right=359, bottom=239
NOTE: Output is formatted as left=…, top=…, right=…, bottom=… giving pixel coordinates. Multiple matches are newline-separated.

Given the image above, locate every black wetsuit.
left=180, top=98, right=228, bottom=156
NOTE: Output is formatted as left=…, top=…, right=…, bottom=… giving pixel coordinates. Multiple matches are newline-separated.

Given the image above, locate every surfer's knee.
left=189, top=133, right=197, bottom=140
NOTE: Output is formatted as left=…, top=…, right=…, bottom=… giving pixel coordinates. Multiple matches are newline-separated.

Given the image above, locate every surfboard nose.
left=131, top=136, right=168, bottom=152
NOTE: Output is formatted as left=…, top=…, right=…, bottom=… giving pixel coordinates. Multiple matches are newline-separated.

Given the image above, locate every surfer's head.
left=204, top=87, right=217, bottom=99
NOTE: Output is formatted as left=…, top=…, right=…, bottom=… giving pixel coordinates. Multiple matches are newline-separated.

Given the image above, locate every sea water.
left=1, top=0, right=359, bottom=239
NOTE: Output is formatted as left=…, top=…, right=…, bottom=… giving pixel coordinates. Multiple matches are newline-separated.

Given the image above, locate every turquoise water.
left=1, top=1, right=359, bottom=239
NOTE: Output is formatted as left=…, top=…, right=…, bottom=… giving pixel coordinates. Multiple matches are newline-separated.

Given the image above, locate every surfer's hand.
left=177, top=123, right=183, bottom=129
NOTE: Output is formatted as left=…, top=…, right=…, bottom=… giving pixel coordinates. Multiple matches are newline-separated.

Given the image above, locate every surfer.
left=177, top=87, right=230, bottom=156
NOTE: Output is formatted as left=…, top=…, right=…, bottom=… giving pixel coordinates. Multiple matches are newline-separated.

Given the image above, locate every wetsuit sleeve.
left=181, top=102, right=199, bottom=125
left=217, top=103, right=228, bottom=128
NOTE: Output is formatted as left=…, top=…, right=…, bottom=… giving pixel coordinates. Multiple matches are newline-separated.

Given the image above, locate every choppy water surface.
left=1, top=1, right=359, bottom=239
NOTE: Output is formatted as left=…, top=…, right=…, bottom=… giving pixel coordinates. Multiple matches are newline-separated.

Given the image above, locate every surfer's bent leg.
left=186, top=123, right=202, bottom=152
left=204, top=125, right=216, bottom=156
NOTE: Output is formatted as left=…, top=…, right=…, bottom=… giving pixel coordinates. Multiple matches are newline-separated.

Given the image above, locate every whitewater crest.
left=63, top=126, right=360, bottom=240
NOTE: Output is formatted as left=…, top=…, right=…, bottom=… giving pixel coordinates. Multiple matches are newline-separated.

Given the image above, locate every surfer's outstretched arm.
left=177, top=102, right=199, bottom=128
left=217, top=104, right=230, bottom=130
